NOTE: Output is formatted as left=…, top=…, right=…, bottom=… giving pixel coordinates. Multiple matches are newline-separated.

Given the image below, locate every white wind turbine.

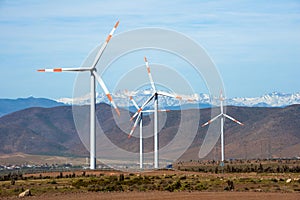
left=128, top=95, right=169, bottom=169
left=202, top=91, right=244, bottom=167
left=37, top=21, right=120, bottom=170
left=130, top=57, right=182, bottom=169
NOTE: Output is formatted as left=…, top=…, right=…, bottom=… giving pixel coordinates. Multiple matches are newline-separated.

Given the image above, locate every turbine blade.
left=219, top=90, right=225, bottom=114
left=130, top=96, right=140, bottom=110
left=220, top=90, right=225, bottom=101
left=157, top=91, right=175, bottom=98
left=128, top=113, right=142, bottom=138
left=142, top=109, right=169, bottom=113
left=130, top=94, right=155, bottom=121
left=140, top=93, right=155, bottom=111
left=158, top=109, right=170, bottom=112
left=201, top=113, right=222, bottom=127
left=90, top=21, right=119, bottom=69
left=157, top=91, right=185, bottom=101
left=157, top=91, right=195, bottom=101
left=37, top=67, right=90, bottom=72
left=144, top=57, right=156, bottom=92
left=142, top=110, right=155, bottom=113
left=224, top=114, right=244, bottom=126
left=93, top=71, right=120, bottom=116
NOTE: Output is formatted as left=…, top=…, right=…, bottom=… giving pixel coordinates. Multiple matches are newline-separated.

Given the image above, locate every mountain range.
left=58, top=91, right=300, bottom=108
left=1, top=91, right=299, bottom=117
left=0, top=103, right=299, bottom=161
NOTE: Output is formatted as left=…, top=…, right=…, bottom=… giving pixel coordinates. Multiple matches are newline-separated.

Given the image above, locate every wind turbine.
left=37, top=21, right=120, bottom=170
left=130, top=57, right=182, bottom=169
left=128, top=95, right=169, bottom=169
left=201, top=91, right=244, bottom=167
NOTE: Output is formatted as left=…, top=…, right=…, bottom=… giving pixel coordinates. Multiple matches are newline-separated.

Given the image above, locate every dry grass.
left=1, top=169, right=300, bottom=199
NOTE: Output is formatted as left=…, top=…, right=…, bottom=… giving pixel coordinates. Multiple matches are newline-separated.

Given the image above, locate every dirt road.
left=3, top=191, right=299, bottom=200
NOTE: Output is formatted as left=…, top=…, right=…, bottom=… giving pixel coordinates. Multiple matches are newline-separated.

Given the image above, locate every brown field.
left=1, top=169, right=299, bottom=200
left=1, top=154, right=299, bottom=199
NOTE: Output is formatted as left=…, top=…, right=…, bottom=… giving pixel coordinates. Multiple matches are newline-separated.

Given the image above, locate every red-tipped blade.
left=130, top=108, right=142, bottom=121
left=91, top=21, right=119, bottom=69
left=37, top=68, right=63, bottom=72
left=201, top=114, right=222, bottom=127
left=130, top=96, right=140, bottom=110
left=130, top=94, right=155, bottom=121
left=224, top=114, right=244, bottom=126
left=93, top=71, right=120, bottom=116
left=176, top=96, right=183, bottom=100
left=220, top=90, right=225, bottom=101
left=144, top=57, right=156, bottom=92
left=114, top=21, right=120, bottom=28
left=129, top=113, right=142, bottom=138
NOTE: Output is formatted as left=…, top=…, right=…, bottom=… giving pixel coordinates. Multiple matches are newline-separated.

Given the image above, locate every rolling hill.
left=0, top=104, right=299, bottom=161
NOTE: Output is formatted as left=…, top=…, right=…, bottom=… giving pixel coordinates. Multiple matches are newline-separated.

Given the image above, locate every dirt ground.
left=1, top=191, right=299, bottom=200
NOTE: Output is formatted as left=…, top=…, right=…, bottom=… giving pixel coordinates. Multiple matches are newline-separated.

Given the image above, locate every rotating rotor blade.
left=93, top=71, right=120, bottom=116
left=142, top=109, right=169, bottom=113
left=201, top=113, right=222, bottom=127
left=219, top=90, right=225, bottom=114
left=158, top=91, right=197, bottom=102
left=144, top=57, right=156, bottom=92
left=158, top=109, right=170, bottom=112
left=90, top=21, right=119, bottom=69
left=141, top=110, right=155, bottom=113
left=220, top=90, right=225, bottom=101
left=130, top=93, right=155, bottom=121
left=224, top=114, right=244, bottom=126
left=128, top=112, right=142, bottom=138
left=37, top=67, right=90, bottom=72
left=129, top=96, right=140, bottom=110
left=157, top=91, right=182, bottom=100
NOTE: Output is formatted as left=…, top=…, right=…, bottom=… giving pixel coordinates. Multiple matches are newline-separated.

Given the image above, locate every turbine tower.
left=202, top=91, right=244, bottom=167
left=37, top=21, right=120, bottom=170
left=128, top=96, right=169, bottom=169
left=130, top=57, right=181, bottom=169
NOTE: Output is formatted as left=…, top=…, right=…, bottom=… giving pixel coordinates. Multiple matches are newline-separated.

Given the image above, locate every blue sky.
left=0, top=0, right=299, bottom=99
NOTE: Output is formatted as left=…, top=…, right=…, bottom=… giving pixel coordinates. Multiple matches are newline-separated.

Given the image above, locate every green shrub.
left=195, top=183, right=208, bottom=191
left=50, top=180, right=57, bottom=184
left=119, top=174, right=124, bottom=182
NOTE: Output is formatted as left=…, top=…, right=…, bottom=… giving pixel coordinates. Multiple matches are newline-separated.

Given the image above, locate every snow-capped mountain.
left=1, top=92, right=298, bottom=118
left=227, top=92, right=300, bottom=107
left=57, top=91, right=300, bottom=108
left=57, top=89, right=201, bottom=109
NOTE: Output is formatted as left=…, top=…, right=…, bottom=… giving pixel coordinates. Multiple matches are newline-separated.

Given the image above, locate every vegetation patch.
left=1, top=159, right=300, bottom=198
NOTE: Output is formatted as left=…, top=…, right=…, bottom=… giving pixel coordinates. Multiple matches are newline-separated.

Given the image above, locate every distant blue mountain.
left=0, top=97, right=64, bottom=117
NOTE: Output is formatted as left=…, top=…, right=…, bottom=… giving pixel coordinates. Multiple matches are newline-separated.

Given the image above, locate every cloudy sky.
left=0, top=0, right=299, bottom=99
